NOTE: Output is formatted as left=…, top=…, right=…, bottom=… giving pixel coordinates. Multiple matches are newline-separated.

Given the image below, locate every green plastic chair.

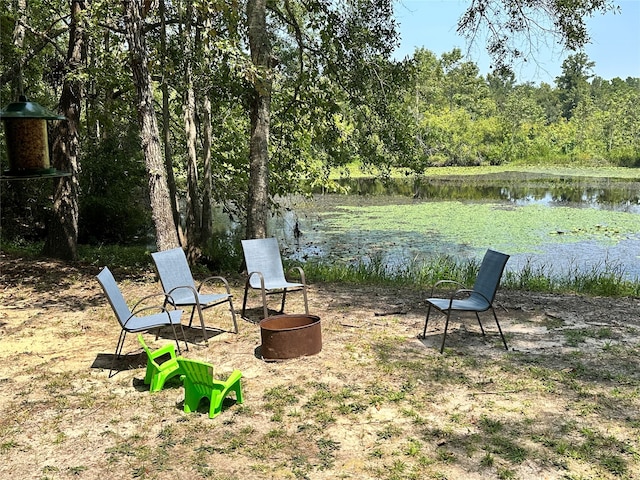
left=138, top=334, right=183, bottom=392
left=177, top=358, right=243, bottom=418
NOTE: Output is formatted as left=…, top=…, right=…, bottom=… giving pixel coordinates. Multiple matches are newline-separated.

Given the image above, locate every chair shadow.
left=91, top=325, right=228, bottom=376
left=241, top=306, right=285, bottom=324
left=416, top=333, right=442, bottom=351
left=131, top=375, right=183, bottom=393
left=180, top=325, right=228, bottom=344
left=417, top=321, right=503, bottom=352
left=91, top=351, right=146, bottom=373
left=175, top=394, right=240, bottom=417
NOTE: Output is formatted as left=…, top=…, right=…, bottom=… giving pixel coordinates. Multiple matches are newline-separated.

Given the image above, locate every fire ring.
left=259, top=314, right=322, bottom=361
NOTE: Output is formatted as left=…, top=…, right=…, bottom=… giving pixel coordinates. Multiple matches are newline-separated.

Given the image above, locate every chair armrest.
left=130, top=292, right=177, bottom=312
left=442, top=282, right=473, bottom=308
left=464, top=289, right=491, bottom=304
left=197, top=275, right=232, bottom=295
left=246, top=271, right=265, bottom=290
left=451, top=288, right=474, bottom=298
left=148, top=342, right=177, bottom=361
left=430, top=279, right=465, bottom=296
left=166, top=285, right=198, bottom=304
left=123, top=303, right=175, bottom=328
left=286, top=266, right=306, bottom=285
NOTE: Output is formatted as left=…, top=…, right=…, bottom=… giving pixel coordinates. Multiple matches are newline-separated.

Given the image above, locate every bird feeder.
left=1, top=95, right=66, bottom=176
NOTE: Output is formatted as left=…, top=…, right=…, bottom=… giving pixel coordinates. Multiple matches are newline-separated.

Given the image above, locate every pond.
left=265, top=171, right=640, bottom=281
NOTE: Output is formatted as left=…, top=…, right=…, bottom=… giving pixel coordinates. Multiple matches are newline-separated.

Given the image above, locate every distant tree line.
left=382, top=49, right=640, bottom=170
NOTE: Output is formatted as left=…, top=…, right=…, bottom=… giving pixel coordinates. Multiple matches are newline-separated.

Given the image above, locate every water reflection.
left=270, top=173, right=640, bottom=281
left=318, top=174, right=640, bottom=213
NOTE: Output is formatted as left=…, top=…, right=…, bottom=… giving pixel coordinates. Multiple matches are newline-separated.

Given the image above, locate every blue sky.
left=393, top=0, right=640, bottom=83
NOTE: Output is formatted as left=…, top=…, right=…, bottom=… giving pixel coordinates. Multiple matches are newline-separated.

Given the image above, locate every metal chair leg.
left=241, top=282, right=250, bottom=317
left=168, top=321, right=182, bottom=355
left=491, top=307, right=509, bottom=350
left=475, top=312, right=486, bottom=335
left=187, top=306, right=196, bottom=327
left=195, top=303, right=208, bottom=343
left=280, top=289, right=287, bottom=313
left=228, top=297, right=239, bottom=333
left=421, top=305, right=432, bottom=338
left=440, top=311, right=451, bottom=354
left=178, top=323, right=189, bottom=352
left=260, top=287, right=269, bottom=319
left=302, top=286, right=309, bottom=314
left=110, top=330, right=127, bottom=378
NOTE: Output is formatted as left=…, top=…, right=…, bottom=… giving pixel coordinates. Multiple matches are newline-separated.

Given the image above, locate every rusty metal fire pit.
left=259, top=314, right=322, bottom=361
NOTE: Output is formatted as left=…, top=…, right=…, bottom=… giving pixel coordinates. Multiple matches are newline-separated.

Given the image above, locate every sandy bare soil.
left=1, top=252, right=639, bottom=479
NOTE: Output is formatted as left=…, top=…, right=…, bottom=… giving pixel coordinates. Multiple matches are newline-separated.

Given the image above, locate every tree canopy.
left=0, top=0, right=637, bottom=257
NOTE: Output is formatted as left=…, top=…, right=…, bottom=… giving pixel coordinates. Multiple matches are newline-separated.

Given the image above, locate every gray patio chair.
left=151, top=247, right=238, bottom=343
left=241, top=237, right=309, bottom=320
left=419, top=249, right=510, bottom=353
left=96, top=266, right=187, bottom=377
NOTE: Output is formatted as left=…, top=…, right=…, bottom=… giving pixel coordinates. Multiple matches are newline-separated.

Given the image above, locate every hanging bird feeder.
left=1, top=95, right=67, bottom=177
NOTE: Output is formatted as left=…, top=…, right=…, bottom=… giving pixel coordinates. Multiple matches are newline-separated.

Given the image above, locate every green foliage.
left=200, top=229, right=245, bottom=273
left=79, top=135, right=152, bottom=245
left=1, top=0, right=638, bottom=251
left=77, top=244, right=152, bottom=271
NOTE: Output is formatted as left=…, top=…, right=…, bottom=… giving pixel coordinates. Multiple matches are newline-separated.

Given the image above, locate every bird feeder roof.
left=0, top=96, right=66, bottom=120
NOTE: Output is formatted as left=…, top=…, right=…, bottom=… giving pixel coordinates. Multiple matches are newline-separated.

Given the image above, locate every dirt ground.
left=1, top=252, right=639, bottom=479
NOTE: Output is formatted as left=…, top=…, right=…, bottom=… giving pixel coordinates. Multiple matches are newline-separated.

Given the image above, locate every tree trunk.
left=199, top=12, right=214, bottom=244
left=182, top=0, right=202, bottom=257
left=42, top=0, right=84, bottom=261
left=201, top=93, right=214, bottom=242
left=160, top=0, right=181, bottom=243
left=122, top=0, right=179, bottom=251
left=246, top=0, right=271, bottom=239
left=10, top=0, right=26, bottom=97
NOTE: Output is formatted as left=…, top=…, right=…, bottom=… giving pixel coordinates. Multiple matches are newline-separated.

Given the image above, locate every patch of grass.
left=66, top=465, right=87, bottom=475
left=317, top=437, right=341, bottom=469
left=404, top=438, right=422, bottom=456
left=480, top=452, right=494, bottom=467
left=0, top=440, right=19, bottom=453
left=497, top=466, right=517, bottom=479
left=487, top=436, right=528, bottom=463
left=564, top=327, right=620, bottom=347
left=564, top=329, right=590, bottom=346
left=479, top=415, right=503, bottom=434
left=263, top=384, right=304, bottom=421
left=305, top=251, right=640, bottom=297
left=78, top=244, right=153, bottom=271
left=377, top=423, right=403, bottom=440
left=541, top=315, right=565, bottom=329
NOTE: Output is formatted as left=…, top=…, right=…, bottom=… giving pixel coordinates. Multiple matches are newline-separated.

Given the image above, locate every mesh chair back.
left=96, top=267, right=132, bottom=326
left=241, top=238, right=287, bottom=288
left=152, top=248, right=197, bottom=300
left=472, top=250, right=509, bottom=303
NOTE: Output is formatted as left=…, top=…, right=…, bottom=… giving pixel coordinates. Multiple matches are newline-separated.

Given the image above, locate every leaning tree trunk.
left=42, top=0, right=85, bottom=261
left=122, top=0, right=179, bottom=251
left=246, top=0, right=271, bottom=239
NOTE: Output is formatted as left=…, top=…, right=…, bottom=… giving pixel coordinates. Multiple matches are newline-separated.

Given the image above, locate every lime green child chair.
left=138, top=334, right=183, bottom=392
left=177, top=358, right=243, bottom=418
